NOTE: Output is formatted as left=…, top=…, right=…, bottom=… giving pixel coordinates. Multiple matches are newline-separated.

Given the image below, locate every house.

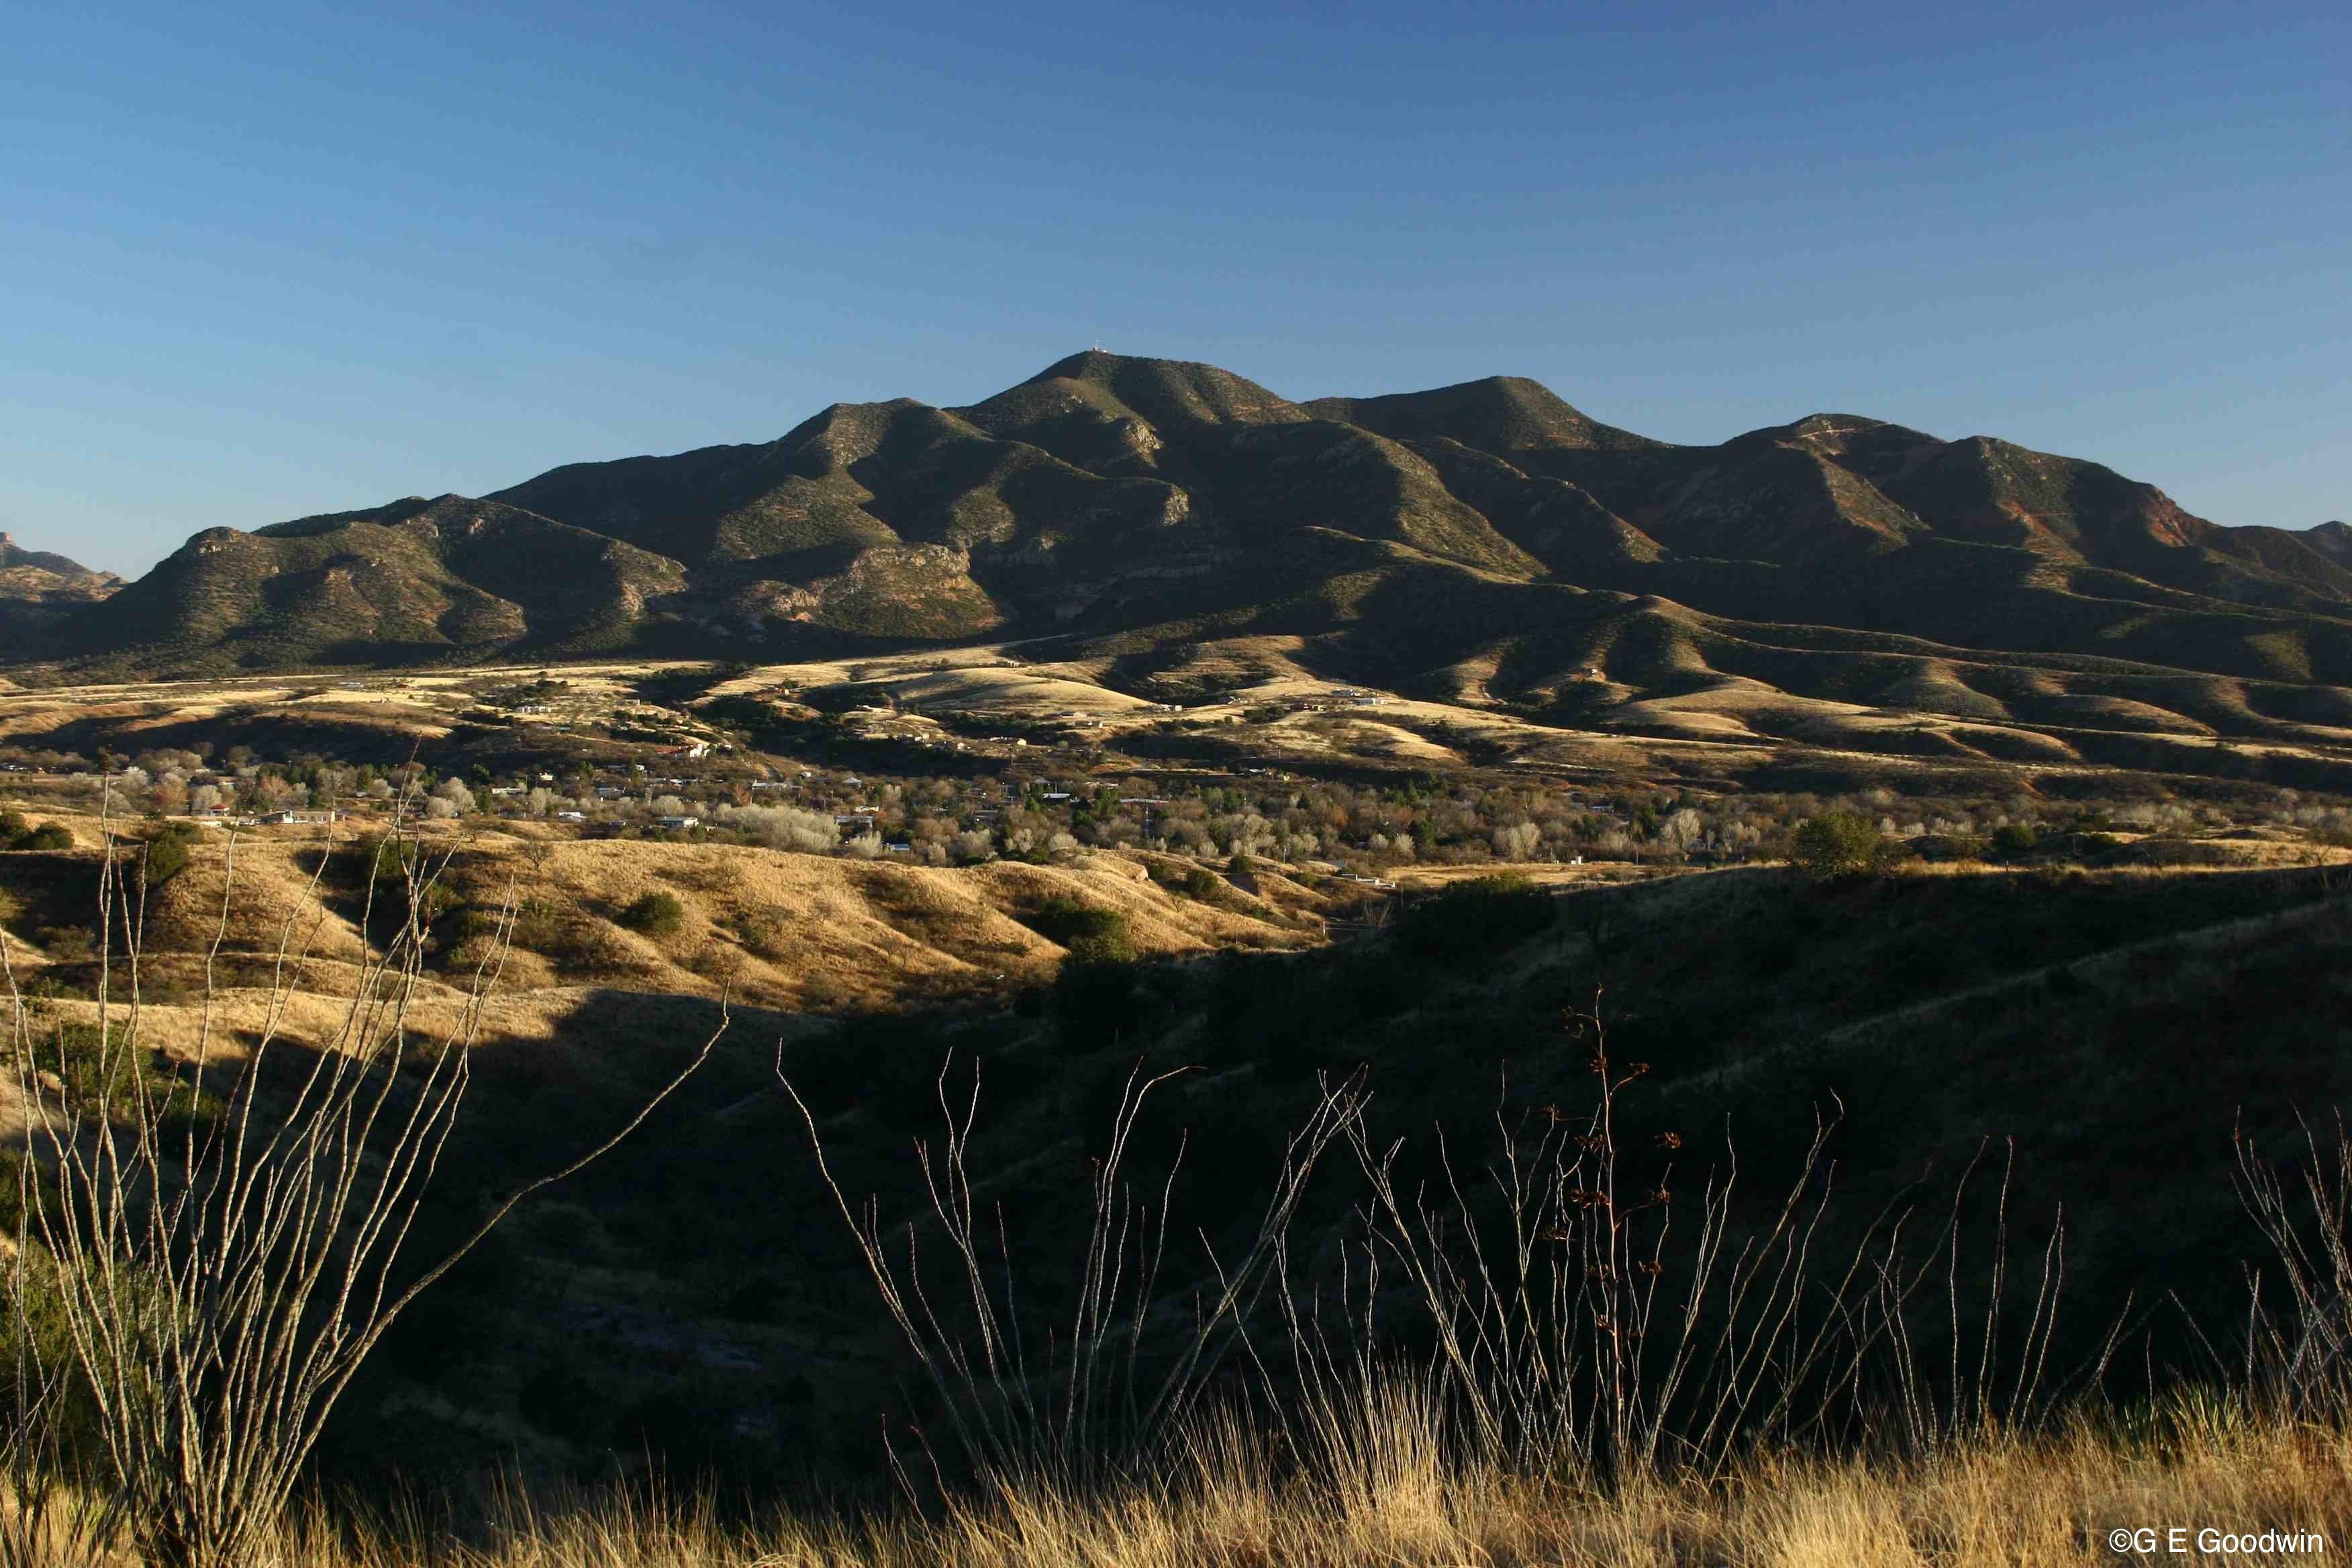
left=596, top=785, right=627, bottom=799
left=657, top=814, right=699, bottom=830
left=556, top=810, right=587, bottom=823
left=834, top=813, right=877, bottom=835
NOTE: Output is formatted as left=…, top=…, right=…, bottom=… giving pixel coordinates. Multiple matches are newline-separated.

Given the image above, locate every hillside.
left=56, top=496, right=689, bottom=669
left=0, top=530, right=120, bottom=658
left=30, top=826, right=2330, bottom=1496
left=34, top=355, right=2352, bottom=752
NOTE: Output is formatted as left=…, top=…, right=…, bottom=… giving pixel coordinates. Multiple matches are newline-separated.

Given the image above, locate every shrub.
left=1990, top=824, right=2039, bottom=860
left=1791, top=813, right=1882, bottom=881
left=38, top=926, right=97, bottom=965
left=20, top=823, right=72, bottom=852
left=139, top=821, right=202, bottom=889
left=1026, top=897, right=1134, bottom=962
left=1391, top=873, right=1557, bottom=961
left=1914, top=831, right=1988, bottom=864
left=620, top=890, right=686, bottom=937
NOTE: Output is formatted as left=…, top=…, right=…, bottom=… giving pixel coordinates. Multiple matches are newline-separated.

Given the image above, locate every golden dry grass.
left=1, top=810, right=1322, bottom=1020
left=17, top=1393, right=2352, bottom=1565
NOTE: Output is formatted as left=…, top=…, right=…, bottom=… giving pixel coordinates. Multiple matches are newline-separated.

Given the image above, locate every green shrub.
left=1025, top=897, right=1134, bottom=963
left=1990, top=824, right=2039, bottom=860
left=138, top=822, right=201, bottom=888
left=1790, top=813, right=1883, bottom=881
left=620, top=890, right=685, bottom=937
left=20, top=823, right=72, bottom=852
left=0, top=810, right=26, bottom=844
left=47, top=1018, right=142, bottom=1111
left=34, top=1018, right=216, bottom=1126
left=1391, top=873, right=1556, bottom=961
left=1147, top=859, right=1222, bottom=901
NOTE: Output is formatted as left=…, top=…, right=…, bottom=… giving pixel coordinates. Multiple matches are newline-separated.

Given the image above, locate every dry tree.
left=3, top=787, right=722, bottom=1568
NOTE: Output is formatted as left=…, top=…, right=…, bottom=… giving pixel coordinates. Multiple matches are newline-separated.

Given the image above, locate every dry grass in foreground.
left=17, top=1390, right=2341, bottom=1566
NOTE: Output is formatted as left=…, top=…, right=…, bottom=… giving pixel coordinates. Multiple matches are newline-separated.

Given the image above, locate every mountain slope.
left=61, top=496, right=687, bottom=669
left=0, top=532, right=122, bottom=660
left=42, top=354, right=2352, bottom=712
left=1302, top=375, right=1663, bottom=454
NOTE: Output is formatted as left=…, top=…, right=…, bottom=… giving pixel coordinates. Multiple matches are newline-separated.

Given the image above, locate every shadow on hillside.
left=305, top=863, right=2351, bottom=1501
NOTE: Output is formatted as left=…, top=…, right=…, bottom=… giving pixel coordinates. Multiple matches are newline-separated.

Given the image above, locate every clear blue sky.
left=6, top=1, right=2346, bottom=576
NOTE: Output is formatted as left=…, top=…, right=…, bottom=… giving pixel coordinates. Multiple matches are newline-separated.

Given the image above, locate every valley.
left=3, top=352, right=2347, bottom=1556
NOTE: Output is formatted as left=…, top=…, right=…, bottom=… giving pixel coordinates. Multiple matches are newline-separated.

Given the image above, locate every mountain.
left=40, top=356, right=2352, bottom=720
left=0, top=534, right=113, bottom=584
left=1300, top=375, right=1661, bottom=454
left=0, top=533, right=121, bottom=660
left=67, top=497, right=685, bottom=668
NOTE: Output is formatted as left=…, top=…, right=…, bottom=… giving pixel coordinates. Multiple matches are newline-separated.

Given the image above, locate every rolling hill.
left=0, top=532, right=120, bottom=659
left=34, top=355, right=2352, bottom=740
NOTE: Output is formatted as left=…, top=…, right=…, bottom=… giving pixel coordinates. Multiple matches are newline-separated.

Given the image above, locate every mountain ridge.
left=0, top=532, right=123, bottom=660
left=31, top=355, right=2352, bottom=714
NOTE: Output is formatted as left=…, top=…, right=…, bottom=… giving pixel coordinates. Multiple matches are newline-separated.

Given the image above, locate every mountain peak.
left=2306, top=520, right=2352, bottom=562
left=1014, top=350, right=1302, bottom=428
left=0, top=532, right=112, bottom=582
left=1302, top=375, right=1664, bottom=453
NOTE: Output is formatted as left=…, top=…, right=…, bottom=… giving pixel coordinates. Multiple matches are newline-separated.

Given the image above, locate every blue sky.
left=5, top=1, right=2346, bottom=575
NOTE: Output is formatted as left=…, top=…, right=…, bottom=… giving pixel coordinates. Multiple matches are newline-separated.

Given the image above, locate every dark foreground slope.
left=317, top=859, right=2352, bottom=1490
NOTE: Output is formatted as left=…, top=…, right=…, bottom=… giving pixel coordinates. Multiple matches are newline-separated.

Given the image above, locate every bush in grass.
left=620, top=890, right=685, bottom=937
left=1791, top=813, right=1883, bottom=881
left=1025, top=897, right=1134, bottom=963
left=1990, top=823, right=2040, bottom=861
left=138, top=822, right=202, bottom=889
